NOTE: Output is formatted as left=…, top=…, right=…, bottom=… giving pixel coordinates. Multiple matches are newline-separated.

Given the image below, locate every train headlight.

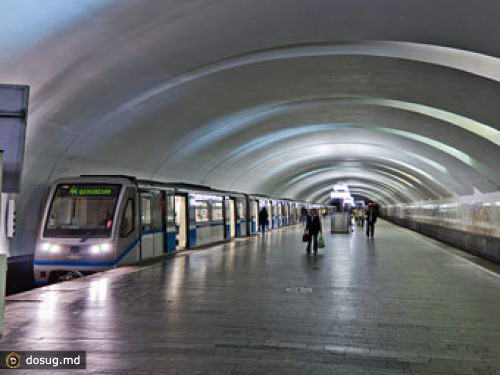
left=100, top=243, right=112, bottom=252
left=90, top=245, right=100, bottom=254
left=49, top=244, right=61, bottom=254
left=90, top=243, right=112, bottom=254
left=40, top=243, right=51, bottom=251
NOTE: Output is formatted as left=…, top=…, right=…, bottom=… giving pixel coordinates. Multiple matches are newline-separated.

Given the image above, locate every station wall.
left=383, top=191, right=500, bottom=262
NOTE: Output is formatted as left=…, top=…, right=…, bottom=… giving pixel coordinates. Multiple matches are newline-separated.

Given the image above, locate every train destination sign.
left=57, top=184, right=120, bottom=197
left=69, top=187, right=112, bottom=196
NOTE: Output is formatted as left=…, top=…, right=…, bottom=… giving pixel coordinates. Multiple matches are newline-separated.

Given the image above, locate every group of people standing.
left=257, top=205, right=323, bottom=254
left=257, top=202, right=379, bottom=256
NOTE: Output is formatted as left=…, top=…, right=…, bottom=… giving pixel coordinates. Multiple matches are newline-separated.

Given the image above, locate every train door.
left=140, top=192, right=154, bottom=260
left=165, top=191, right=176, bottom=252
left=153, top=191, right=166, bottom=257
left=175, top=195, right=187, bottom=249
left=223, top=197, right=235, bottom=239
left=236, top=198, right=246, bottom=236
left=117, top=187, right=139, bottom=264
left=253, top=200, right=259, bottom=233
left=229, top=198, right=236, bottom=238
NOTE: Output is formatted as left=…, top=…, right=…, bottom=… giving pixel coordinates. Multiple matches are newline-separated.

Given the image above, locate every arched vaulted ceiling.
left=1, top=0, right=500, bottom=255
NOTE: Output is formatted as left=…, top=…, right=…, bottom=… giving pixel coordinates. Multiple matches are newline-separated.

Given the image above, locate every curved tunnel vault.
left=1, top=0, right=500, bottom=255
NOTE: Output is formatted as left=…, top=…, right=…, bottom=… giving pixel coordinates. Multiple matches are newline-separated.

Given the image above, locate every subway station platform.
left=2, top=220, right=500, bottom=374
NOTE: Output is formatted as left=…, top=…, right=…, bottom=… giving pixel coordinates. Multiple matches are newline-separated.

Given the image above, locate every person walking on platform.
left=258, top=206, right=269, bottom=234
left=355, top=207, right=365, bottom=227
left=305, top=209, right=322, bottom=254
left=348, top=206, right=354, bottom=232
left=365, top=203, right=378, bottom=238
left=353, top=208, right=359, bottom=226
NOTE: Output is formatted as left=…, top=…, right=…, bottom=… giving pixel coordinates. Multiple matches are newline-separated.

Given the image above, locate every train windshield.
left=44, top=184, right=122, bottom=238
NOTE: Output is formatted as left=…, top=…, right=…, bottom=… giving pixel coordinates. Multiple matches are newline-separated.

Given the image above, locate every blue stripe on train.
left=167, top=231, right=176, bottom=253
left=189, top=228, right=196, bottom=247
left=34, top=237, right=140, bottom=267
left=34, top=230, right=173, bottom=268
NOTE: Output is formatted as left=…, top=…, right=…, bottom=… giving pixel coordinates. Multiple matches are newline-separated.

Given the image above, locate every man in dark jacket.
left=365, top=203, right=379, bottom=238
left=258, top=206, right=269, bottom=234
left=305, top=209, right=322, bottom=254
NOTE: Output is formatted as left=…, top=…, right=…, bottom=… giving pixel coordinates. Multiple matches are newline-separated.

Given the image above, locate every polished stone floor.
left=2, top=220, right=500, bottom=374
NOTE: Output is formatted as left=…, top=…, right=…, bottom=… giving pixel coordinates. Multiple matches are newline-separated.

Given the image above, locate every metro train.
left=34, top=175, right=325, bottom=284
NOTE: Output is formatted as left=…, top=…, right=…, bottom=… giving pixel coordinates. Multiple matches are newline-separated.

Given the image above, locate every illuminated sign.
left=56, top=184, right=120, bottom=197
left=191, top=194, right=223, bottom=201
left=331, top=184, right=353, bottom=203
left=69, top=187, right=112, bottom=195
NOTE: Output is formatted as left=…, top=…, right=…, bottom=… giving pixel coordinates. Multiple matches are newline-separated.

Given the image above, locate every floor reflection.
left=88, top=277, right=109, bottom=302
left=3, top=220, right=500, bottom=374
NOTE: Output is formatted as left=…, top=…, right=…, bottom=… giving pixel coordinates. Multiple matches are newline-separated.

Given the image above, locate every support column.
left=0, top=152, right=7, bottom=335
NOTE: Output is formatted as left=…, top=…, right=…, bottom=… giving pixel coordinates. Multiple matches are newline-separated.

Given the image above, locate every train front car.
left=34, top=177, right=135, bottom=284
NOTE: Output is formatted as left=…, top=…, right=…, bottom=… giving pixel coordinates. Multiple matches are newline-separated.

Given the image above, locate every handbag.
left=302, top=232, right=309, bottom=242
left=318, top=234, right=325, bottom=248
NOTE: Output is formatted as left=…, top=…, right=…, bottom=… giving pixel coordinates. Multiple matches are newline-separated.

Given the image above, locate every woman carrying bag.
left=304, top=209, right=323, bottom=255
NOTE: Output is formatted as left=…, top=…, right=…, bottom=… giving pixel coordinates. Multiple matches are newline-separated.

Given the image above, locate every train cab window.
left=120, top=199, right=135, bottom=237
left=44, top=184, right=121, bottom=238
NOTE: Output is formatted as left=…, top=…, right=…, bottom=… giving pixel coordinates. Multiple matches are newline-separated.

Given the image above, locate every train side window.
left=195, top=201, right=209, bottom=222
left=237, top=201, right=245, bottom=219
left=166, top=194, right=175, bottom=223
left=211, top=201, right=223, bottom=221
left=141, top=196, right=152, bottom=228
left=120, top=199, right=135, bottom=237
